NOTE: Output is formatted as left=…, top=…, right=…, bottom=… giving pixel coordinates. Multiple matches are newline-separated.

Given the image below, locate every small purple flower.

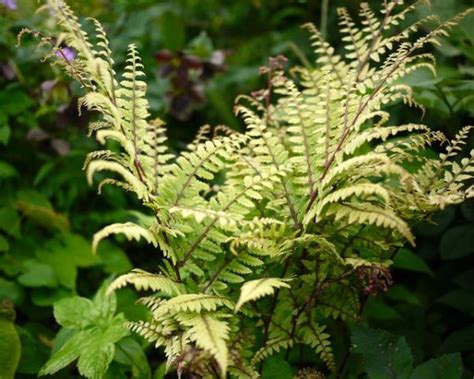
left=56, top=47, right=76, bottom=63
left=1, top=0, right=17, bottom=10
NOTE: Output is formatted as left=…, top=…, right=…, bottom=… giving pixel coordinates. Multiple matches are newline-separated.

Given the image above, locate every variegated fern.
left=35, top=1, right=473, bottom=378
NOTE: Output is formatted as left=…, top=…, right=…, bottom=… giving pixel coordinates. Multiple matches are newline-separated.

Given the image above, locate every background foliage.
left=0, top=0, right=473, bottom=378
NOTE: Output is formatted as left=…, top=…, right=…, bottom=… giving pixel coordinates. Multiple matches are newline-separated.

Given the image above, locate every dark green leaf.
left=0, top=160, right=18, bottom=179
left=18, top=260, right=58, bottom=288
left=0, top=124, right=11, bottom=145
left=114, top=337, right=150, bottom=379
left=441, top=325, right=474, bottom=353
left=352, top=327, right=413, bottom=379
left=0, top=235, right=9, bottom=252
left=410, top=353, right=462, bottom=379
left=437, top=290, right=474, bottom=314
left=0, top=207, right=20, bottom=238
left=392, top=248, right=434, bottom=276
left=440, top=225, right=474, bottom=260
left=0, top=319, right=21, bottom=379
left=0, top=278, right=24, bottom=305
left=97, top=241, right=132, bottom=274
left=262, top=355, right=294, bottom=379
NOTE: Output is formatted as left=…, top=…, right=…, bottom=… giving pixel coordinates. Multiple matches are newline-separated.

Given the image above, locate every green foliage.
left=39, top=283, right=130, bottom=378
left=29, top=0, right=474, bottom=377
left=0, top=302, right=21, bottom=379
left=351, top=326, right=463, bottom=379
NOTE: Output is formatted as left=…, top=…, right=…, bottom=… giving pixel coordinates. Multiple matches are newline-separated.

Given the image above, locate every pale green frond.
left=178, top=313, right=230, bottom=376
left=326, top=203, right=415, bottom=246
left=128, top=320, right=171, bottom=348
left=85, top=160, right=147, bottom=198
left=153, top=294, right=233, bottom=317
left=235, top=278, right=291, bottom=312
left=92, top=222, right=157, bottom=252
left=106, top=269, right=183, bottom=296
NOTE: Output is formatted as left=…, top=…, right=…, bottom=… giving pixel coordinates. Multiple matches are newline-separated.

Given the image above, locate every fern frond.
left=235, top=278, right=291, bottom=312
left=252, top=337, right=294, bottom=364
left=326, top=203, right=415, bottom=246
left=300, top=323, right=335, bottom=371
left=178, top=313, right=230, bottom=376
left=106, top=269, right=183, bottom=295
left=92, top=222, right=157, bottom=252
left=153, top=294, right=233, bottom=317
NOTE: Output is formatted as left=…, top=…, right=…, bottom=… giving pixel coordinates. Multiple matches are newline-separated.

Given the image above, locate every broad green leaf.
left=414, top=207, right=455, bottom=236
left=261, top=355, right=294, bottom=379
left=93, top=282, right=117, bottom=321
left=0, top=124, right=11, bottom=145
left=41, top=296, right=128, bottom=378
left=0, top=235, right=9, bottom=252
left=392, top=248, right=433, bottom=276
left=152, top=363, right=167, bottom=379
left=39, top=329, right=93, bottom=376
left=97, top=241, right=132, bottom=274
left=410, top=353, right=462, bottom=379
left=114, top=337, right=150, bottom=379
left=16, top=198, right=69, bottom=232
left=31, top=287, right=73, bottom=307
left=0, top=160, right=18, bottom=179
left=364, top=298, right=401, bottom=321
left=77, top=340, right=115, bottom=379
left=36, top=234, right=98, bottom=290
left=440, top=225, right=474, bottom=260
left=0, top=88, right=34, bottom=116
left=441, top=325, right=474, bottom=353
left=0, top=278, right=24, bottom=305
left=17, top=326, right=50, bottom=374
left=0, top=207, right=20, bottom=237
left=54, top=297, right=97, bottom=329
left=437, top=290, right=474, bottom=314
left=0, top=319, right=21, bottom=379
left=352, top=327, right=413, bottom=379
left=385, top=285, right=420, bottom=306
left=18, top=260, right=58, bottom=288
left=453, top=268, right=474, bottom=290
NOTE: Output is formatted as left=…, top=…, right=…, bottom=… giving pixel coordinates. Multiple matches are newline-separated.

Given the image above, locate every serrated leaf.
left=54, top=297, right=97, bottom=329
left=39, top=329, right=93, bottom=376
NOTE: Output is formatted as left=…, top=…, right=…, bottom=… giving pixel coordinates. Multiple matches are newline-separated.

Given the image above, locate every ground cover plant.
left=1, top=0, right=474, bottom=378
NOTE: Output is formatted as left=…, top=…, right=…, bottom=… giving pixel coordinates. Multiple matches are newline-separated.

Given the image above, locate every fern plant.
left=32, top=0, right=474, bottom=377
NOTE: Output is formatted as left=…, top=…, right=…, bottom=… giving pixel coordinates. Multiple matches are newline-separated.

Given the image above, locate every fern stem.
left=202, top=256, right=233, bottom=292
left=260, top=255, right=292, bottom=365
left=355, top=1, right=397, bottom=81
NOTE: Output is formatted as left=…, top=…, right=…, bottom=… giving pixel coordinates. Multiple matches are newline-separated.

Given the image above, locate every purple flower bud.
left=1, top=0, right=17, bottom=10
left=56, top=47, right=76, bottom=62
